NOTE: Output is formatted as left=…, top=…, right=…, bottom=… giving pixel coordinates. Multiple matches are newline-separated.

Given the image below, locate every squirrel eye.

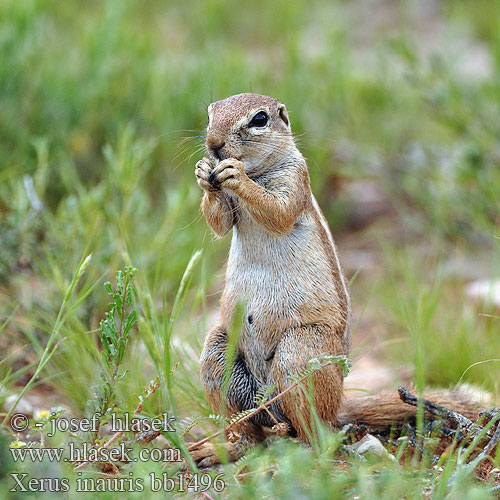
left=248, top=111, right=268, bottom=128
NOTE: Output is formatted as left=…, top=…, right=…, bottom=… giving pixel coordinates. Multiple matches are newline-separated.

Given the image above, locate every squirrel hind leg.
left=200, top=325, right=269, bottom=420
left=269, top=324, right=345, bottom=443
left=199, top=325, right=268, bottom=462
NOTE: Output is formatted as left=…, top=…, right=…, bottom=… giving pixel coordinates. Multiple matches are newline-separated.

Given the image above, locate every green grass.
left=1, top=0, right=500, bottom=497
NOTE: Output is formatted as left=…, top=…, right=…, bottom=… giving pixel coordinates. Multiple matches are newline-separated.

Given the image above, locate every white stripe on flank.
left=311, top=194, right=350, bottom=305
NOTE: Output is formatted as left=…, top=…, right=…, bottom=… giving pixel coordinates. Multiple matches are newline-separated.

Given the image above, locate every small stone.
left=349, top=434, right=395, bottom=461
left=466, top=279, right=500, bottom=307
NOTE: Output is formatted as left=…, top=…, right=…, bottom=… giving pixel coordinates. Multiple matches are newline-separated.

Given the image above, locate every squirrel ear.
left=278, top=104, right=290, bottom=128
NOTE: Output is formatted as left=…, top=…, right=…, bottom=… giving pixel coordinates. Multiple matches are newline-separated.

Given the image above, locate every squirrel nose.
left=206, top=135, right=226, bottom=160
left=206, top=134, right=224, bottom=149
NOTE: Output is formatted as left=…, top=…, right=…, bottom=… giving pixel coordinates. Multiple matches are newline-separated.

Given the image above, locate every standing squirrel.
left=192, top=93, right=481, bottom=466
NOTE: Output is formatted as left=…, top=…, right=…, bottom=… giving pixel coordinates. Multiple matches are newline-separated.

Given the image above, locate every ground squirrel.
left=192, top=93, right=482, bottom=467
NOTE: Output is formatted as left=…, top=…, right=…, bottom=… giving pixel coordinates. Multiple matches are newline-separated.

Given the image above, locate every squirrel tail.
left=337, top=386, right=488, bottom=433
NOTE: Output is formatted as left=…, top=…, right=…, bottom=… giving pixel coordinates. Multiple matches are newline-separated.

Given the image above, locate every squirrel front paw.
left=208, top=158, right=247, bottom=193
left=195, top=157, right=218, bottom=192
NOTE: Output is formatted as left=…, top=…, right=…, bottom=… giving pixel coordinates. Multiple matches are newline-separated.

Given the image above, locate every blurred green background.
left=2, top=0, right=500, bottom=405
left=1, top=0, right=500, bottom=496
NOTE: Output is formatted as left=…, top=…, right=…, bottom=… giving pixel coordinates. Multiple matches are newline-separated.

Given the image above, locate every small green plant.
left=100, top=267, right=138, bottom=374
left=90, top=266, right=138, bottom=442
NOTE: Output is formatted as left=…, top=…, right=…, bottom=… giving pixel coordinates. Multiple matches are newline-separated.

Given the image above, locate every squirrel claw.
left=208, top=169, right=220, bottom=189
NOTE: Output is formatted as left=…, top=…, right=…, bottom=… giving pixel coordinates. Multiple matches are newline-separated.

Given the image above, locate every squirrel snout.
left=206, top=134, right=226, bottom=160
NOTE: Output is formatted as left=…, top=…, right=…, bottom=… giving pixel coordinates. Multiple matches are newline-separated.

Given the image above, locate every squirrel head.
left=205, top=93, right=293, bottom=173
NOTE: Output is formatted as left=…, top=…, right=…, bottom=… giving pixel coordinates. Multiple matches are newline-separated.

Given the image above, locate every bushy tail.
left=338, top=387, right=487, bottom=434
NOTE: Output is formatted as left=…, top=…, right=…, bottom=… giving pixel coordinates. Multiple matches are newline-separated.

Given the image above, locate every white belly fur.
left=224, top=207, right=341, bottom=380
